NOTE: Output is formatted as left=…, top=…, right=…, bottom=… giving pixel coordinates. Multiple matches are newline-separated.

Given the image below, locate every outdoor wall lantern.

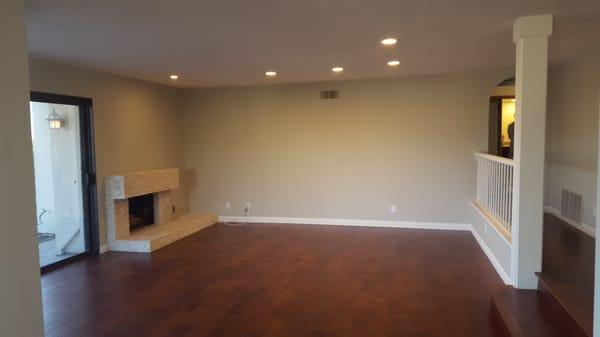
left=46, top=109, right=63, bottom=129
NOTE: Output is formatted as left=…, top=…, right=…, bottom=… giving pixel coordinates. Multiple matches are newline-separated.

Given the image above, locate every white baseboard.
left=470, top=227, right=512, bottom=285
left=218, top=216, right=471, bottom=231
left=544, top=206, right=596, bottom=238
left=99, top=244, right=109, bottom=254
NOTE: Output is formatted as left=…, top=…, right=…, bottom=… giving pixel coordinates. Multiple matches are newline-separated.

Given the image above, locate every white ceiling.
left=25, top=0, right=600, bottom=88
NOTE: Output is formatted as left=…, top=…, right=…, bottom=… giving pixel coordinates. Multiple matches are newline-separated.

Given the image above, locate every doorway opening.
left=488, top=77, right=516, bottom=158
left=29, top=92, right=99, bottom=270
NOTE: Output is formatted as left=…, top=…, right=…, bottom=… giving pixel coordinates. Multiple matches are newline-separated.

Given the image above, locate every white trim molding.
left=218, top=216, right=471, bottom=231
left=544, top=206, right=596, bottom=238
left=99, top=243, right=109, bottom=254
left=470, top=227, right=513, bottom=285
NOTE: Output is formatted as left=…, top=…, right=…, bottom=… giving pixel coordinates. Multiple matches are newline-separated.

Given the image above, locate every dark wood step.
left=536, top=272, right=593, bottom=337
left=541, top=212, right=595, bottom=337
left=491, top=286, right=588, bottom=337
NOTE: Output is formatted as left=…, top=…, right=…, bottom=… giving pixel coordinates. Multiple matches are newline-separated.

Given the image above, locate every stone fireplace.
left=105, top=168, right=217, bottom=253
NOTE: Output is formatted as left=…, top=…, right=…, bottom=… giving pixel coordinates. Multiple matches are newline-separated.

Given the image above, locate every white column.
left=510, top=15, right=553, bottom=289
left=0, top=1, right=45, bottom=337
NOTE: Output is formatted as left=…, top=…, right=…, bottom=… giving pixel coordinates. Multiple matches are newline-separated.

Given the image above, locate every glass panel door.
left=29, top=95, right=97, bottom=268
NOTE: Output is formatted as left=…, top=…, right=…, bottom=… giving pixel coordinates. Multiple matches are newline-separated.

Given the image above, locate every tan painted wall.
left=28, top=59, right=187, bottom=245
left=0, top=1, right=45, bottom=336
left=545, top=53, right=600, bottom=228
left=182, top=70, right=510, bottom=223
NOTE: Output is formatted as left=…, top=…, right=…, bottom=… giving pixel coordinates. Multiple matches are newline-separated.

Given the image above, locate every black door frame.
left=30, top=91, right=100, bottom=272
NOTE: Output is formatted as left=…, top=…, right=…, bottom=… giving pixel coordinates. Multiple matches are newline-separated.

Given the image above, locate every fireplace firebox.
left=129, top=194, right=154, bottom=231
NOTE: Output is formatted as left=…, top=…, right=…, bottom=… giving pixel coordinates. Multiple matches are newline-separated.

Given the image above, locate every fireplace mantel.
left=105, top=168, right=179, bottom=199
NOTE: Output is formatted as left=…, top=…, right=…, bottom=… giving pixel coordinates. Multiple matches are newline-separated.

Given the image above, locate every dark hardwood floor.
left=42, top=223, right=508, bottom=337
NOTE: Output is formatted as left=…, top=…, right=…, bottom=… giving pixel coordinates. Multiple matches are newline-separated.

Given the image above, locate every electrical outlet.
left=225, top=201, right=231, bottom=209
left=390, top=205, right=397, bottom=214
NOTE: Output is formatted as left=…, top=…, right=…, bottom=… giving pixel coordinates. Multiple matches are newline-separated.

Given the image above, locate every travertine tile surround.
left=105, top=168, right=216, bottom=253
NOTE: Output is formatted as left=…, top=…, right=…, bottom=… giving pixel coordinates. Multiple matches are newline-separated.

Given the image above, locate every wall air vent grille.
left=320, top=90, right=339, bottom=99
left=561, top=189, right=583, bottom=223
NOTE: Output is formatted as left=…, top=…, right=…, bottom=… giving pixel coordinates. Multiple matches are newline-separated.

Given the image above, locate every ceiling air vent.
left=320, top=90, right=339, bottom=99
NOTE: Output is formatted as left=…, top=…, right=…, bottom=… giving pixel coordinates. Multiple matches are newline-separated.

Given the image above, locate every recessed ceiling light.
left=265, top=71, right=277, bottom=77
left=170, top=74, right=179, bottom=80
left=381, top=38, right=397, bottom=46
left=332, top=66, right=344, bottom=73
left=387, top=60, right=401, bottom=67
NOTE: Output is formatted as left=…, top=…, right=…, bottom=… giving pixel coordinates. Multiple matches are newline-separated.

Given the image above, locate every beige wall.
left=545, top=53, right=600, bottom=227
left=29, top=59, right=187, bottom=245
left=0, top=1, right=45, bottom=336
left=182, top=70, right=510, bottom=223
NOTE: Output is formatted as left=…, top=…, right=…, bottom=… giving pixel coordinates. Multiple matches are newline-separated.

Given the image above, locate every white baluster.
left=473, top=153, right=515, bottom=236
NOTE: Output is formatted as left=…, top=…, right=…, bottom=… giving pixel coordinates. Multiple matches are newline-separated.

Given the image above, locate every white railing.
left=474, top=152, right=514, bottom=239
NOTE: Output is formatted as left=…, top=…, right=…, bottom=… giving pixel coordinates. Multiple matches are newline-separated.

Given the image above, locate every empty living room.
left=3, top=1, right=600, bottom=336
